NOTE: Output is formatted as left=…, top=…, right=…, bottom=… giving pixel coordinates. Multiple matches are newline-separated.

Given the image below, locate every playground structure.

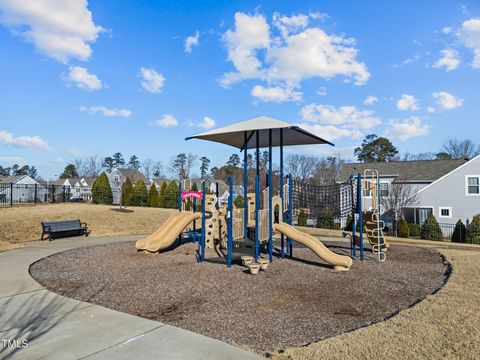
left=136, top=116, right=388, bottom=270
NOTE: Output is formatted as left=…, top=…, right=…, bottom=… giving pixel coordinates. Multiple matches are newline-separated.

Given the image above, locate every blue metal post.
left=351, top=176, right=356, bottom=257
left=280, top=129, right=285, bottom=259
left=227, top=176, right=233, bottom=267
left=288, top=174, right=293, bottom=258
left=255, top=175, right=259, bottom=261
left=357, top=173, right=364, bottom=261
left=201, top=181, right=206, bottom=262
left=256, top=131, right=260, bottom=178
left=178, top=181, right=182, bottom=245
left=268, top=129, right=273, bottom=262
left=243, top=131, right=248, bottom=241
left=377, top=172, right=382, bottom=259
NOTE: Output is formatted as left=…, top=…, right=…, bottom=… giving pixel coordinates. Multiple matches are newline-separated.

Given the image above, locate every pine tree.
left=164, top=181, right=179, bottom=209
left=130, top=180, right=148, bottom=206
left=397, top=219, right=410, bottom=238
left=121, top=177, right=133, bottom=206
left=149, top=183, right=160, bottom=207
left=298, top=209, right=307, bottom=227
left=159, top=182, right=168, bottom=208
left=452, top=219, right=466, bottom=243
left=421, top=214, right=443, bottom=241
left=92, top=172, right=113, bottom=204
left=233, top=195, right=244, bottom=208
left=466, top=214, right=480, bottom=244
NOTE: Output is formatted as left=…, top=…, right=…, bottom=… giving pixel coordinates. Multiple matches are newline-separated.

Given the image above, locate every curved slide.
left=136, top=212, right=201, bottom=253
left=274, top=222, right=353, bottom=271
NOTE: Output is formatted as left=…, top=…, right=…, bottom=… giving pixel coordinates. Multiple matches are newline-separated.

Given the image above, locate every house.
left=61, top=177, right=96, bottom=201
left=107, top=168, right=148, bottom=204
left=150, top=178, right=171, bottom=191
left=338, top=156, right=480, bottom=226
left=0, top=175, right=42, bottom=204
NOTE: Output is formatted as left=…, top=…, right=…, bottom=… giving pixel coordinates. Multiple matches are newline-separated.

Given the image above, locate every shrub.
left=451, top=219, right=466, bottom=243
left=297, top=209, right=307, bottom=227
left=121, top=177, right=133, bottom=206
left=164, top=181, right=179, bottom=209
left=159, top=182, right=168, bottom=207
left=466, top=214, right=480, bottom=244
left=130, top=180, right=148, bottom=206
left=408, top=223, right=421, bottom=237
left=397, top=219, right=410, bottom=238
left=316, top=208, right=335, bottom=229
left=92, top=172, right=113, bottom=205
left=148, top=182, right=160, bottom=207
left=234, top=195, right=244, bottom=208
left=421, top=214, right=443, bottom=241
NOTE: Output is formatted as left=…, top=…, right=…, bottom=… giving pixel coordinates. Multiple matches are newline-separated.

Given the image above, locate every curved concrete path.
left=0, top=235, right=260, bottom=360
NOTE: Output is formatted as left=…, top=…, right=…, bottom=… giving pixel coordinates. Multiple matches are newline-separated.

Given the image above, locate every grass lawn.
left=0, top=204, right=176, bottom=249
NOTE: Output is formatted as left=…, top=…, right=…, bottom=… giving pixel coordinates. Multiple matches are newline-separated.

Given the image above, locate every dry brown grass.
left=0, top=204, right=176, bottom=245
left=272, top=248, right=480, bottom=360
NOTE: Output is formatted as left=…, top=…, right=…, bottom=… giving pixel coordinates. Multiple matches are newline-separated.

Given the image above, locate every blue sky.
left=0, top=0, right=479, bottom=178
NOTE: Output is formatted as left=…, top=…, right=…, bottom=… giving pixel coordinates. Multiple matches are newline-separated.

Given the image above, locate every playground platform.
left=0, top=235, right=260, bottom=360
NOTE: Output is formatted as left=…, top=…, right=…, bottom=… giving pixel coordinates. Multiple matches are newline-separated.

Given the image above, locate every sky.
left=0, top=0, right=479, bottom=179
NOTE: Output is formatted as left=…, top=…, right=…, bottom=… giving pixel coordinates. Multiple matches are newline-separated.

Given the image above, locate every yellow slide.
left=274, top=222, right=353, bottom=271
left=136, top=212, right=201, bottom=253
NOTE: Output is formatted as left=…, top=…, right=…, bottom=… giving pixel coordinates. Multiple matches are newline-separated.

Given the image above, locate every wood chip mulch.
left=30, top=239, right=448, bottom=355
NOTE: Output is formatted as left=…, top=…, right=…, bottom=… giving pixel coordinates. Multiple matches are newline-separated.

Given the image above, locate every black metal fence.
left=0, top=183, right=72, bottom=207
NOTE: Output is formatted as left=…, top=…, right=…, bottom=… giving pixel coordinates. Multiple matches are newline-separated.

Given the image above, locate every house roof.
left=116, top=169, right=148, bottom=183
left=186, top=115, right=334, bottom=149
left=0, top=175, right=26, bottom=184
left=338, top=158, right=469, bottom=183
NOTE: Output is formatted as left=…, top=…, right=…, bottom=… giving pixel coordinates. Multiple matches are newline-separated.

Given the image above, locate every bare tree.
left=152, top=161, right=163, bottom=178
left=142, top=158, right=154, bottom=179
left=169, top=153, right=198, bottom=180
left=442, top=138, right=480, bottom=159
left=380, top=176, right=419, bottom=236
left=285, top=154, right=318, bottom=181
left=74, top=156, right=101, bottom=177
left=312, top=156, right=344, bottom=185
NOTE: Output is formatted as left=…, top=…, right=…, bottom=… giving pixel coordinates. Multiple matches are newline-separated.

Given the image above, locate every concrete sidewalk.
left=0, top=236, right=261, bottom=360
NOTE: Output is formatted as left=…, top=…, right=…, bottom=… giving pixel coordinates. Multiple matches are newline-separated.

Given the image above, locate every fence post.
left=34, top=183, right=37, bottom=204
left=10, top=182, right=13, bottom=206
left=52, top=184, right=55, bottom=203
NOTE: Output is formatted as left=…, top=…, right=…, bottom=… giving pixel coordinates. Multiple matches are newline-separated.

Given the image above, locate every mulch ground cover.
left=30, top=239, right=448, bottom=355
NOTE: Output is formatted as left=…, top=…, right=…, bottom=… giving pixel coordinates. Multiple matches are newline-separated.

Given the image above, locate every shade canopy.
left=185, top=116, right=334, bottom=149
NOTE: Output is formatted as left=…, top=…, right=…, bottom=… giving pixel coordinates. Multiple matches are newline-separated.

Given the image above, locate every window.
left=362, top=188, right=371, bottom=197
left=114, top=175, right=120, bottom=184
left=439, top=207, right=452, bottom=218
left=466, top=176, right=480, bottom=195
left=380, top=182, right=389, bottom=197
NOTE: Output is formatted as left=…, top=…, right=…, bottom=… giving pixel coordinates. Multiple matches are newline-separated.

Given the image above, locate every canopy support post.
left=243, top=131, right=248, bottom=241
left=268, top=129, right=273, bottom=263
left=280, top=128, right=285, bottom=258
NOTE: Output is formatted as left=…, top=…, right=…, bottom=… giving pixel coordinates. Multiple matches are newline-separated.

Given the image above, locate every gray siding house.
left=338, top=156, right=480, bottom=226
left=107, top=168, right=148, bottom=204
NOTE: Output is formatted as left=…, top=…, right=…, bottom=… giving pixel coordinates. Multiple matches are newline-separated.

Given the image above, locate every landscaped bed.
left=30, top=240, right=448, bottom=355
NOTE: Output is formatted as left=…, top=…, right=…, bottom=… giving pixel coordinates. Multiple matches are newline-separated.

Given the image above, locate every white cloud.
left=433, top=49, right=460, bottom=71
left=63, top=65, right=102, bottom=91
left=384, top=116, right=430, bottom=140
left=152, top=115, right=178, bottom=128
left=457, top=18, right=480, bottom=68
left=220, top=12, right=370, bottom=88
left=67, top=148, right=89, bottom=157
left=300, top=103, right=381, bottom=129
left=0, top=0, right=103, bottom=63
left=51, top=156, right=65, bottom=165
left=316, top=87, right=327, bottom=96
left=443, top=26, right=453, bottom=35
left=140, top=67, right=166, bottom=93
left=299, top=123, right=362, bottom=142
left=0, top=156, right=26, bottom=165
left=80, top=105, right=132, bottom=117
left=0, top=130, right=52, bottom=151
left=364, top=95, right=378, bottom=105
left=251, top=85, right=302, bottom=102
left=396, top=94, right=419, bottom=111
left=197, top=117, right=216, bottom=129
left=432, top=91, right=464, bottom=110
left=184, top=31, right=200, bottom=53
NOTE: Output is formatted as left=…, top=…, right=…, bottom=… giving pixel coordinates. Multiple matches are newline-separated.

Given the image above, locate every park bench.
left=41, top=220, right=90, bottom=241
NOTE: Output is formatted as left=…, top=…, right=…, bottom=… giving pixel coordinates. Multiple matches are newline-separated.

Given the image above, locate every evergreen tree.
left=354, top=134, right=399, bottom=162
left=200, top=156, right=211, bottom=179
left=59, top=164, right=79, bottom=179
left=315, top=208, right=335, bottom=229
left=130, top=180, right=148, bottom=206
left=233, top=195, right=244, bottom=208
left=298, top=209, right=307, bottom=227
left=452, top=219, right=466, bottom=243
left=103, top=157, right=114, bottom=171
left=149, top=182, right=160, bottom=207
left=466, top=214, right=480, bottom=244
left=164, top=181, right=179, bottom=208
left=112, top=152, right=125, bottom=168
left=159, top=181, right=168, bottom=208
left=121, top=177, right=133, bottom=206
left=128, top=155, right=141, bottom=170
left=92, top=172, right=113, bottom=204
left=421, top=214, right=443, bottom=241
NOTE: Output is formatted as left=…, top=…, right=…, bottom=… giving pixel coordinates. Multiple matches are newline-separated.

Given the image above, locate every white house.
left=107, top=168, right=148, bottom=204
left=338, top=156, right=480, bottom=226
left=60, top=177, right=96, bottom=201
left=0, top=175, right=42, bottom=204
